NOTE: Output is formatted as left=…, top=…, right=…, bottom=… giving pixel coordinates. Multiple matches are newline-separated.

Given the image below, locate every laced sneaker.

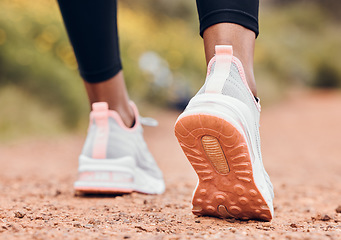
left=74, top=102, right=165, bottom=194
left=174, top=45, right=274, bottom=221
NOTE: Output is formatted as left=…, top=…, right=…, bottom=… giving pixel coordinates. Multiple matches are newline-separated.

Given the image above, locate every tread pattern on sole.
left=175, top=114, right=272, bottom=221
left=201, top=136, right=230, bottom=174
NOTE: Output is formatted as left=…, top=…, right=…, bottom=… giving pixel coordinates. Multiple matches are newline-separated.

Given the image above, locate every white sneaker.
left=74, top=102, right=165, bottom=194
left=174, top=45, right=274, bottom=221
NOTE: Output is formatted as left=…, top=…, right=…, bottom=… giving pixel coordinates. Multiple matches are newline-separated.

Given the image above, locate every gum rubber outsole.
left=175, top=114, right=272, bottom=221
left=74, top=186, right=133, bottom=194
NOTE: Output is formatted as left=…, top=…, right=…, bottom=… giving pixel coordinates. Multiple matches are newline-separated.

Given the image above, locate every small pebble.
left=84, top=224, right=94, bottom=229
left=290, top=223, right=298, bottom=228
left=54, top=190, right=62, bottom=196
left=321, top=215, right=331, bottom=221
left=262, top=222, right=271, bottom=227
left=335, top=206, right=341, bottom=213
left=312, top=214, right=332, bottom=222
left=73, top=223, right=82, bottom=228
left=14, top=211, right=25, bottom=218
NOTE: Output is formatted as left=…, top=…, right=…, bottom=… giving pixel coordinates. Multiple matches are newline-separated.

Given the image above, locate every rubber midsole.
left=74, top=155, right=165, bottom=194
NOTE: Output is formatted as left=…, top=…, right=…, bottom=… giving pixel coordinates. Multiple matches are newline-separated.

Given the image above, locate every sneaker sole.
left=74, top=186, right=133, bottom=194
left=74, top=171, right=135, bottom=195
left=74, top=172, right=165, bottom=195
left=74, top=155, right=165, bottom=195
left=175, top=114, right=272, bottom=221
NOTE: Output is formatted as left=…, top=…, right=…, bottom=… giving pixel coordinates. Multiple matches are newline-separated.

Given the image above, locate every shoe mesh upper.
left=81, top=110, right=163, bottom=180
left=197, top=62, right=259, bottom=121
left=195, top=59, right=262, bottom=164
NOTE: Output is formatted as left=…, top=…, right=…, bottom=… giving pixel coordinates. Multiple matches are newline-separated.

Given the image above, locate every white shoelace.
left=140, top=117, right=158, bottom=127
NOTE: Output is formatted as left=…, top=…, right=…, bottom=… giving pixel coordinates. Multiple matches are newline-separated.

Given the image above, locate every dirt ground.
left=1, top=90, right=341, bottom=240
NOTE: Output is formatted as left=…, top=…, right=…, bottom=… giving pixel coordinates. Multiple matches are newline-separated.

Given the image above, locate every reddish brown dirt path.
left=1, top=90, right=341, bottom=239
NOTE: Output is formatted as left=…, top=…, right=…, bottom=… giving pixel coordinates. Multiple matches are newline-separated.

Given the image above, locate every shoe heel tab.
left=92, top=102, right=109, bottom=112
left=215, top=45, right=233, bottom=56
left=205, top=45, right=233, bottom=94
left=90, top=102, right=109, bottom=159
left=91, top=102, right=109, bottom=123
left=107, top=101, right=140, bottom=132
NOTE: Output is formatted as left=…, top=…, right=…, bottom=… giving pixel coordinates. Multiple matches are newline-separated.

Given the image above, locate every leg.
left=57, top=0, right=165, bottom=194
left=84, top=72, right=134, bottom=128
left=203, top=24, right=257, bottom=96
left=196, top=0, right=259, bottom=96
left=57, top=0, right=133, bottom=127
left=175, top=0, right=274, bottom=221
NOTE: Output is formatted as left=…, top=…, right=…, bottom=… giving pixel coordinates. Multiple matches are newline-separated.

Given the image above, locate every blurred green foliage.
left=256, top=1, right=341, bottom=92
left=271, top=0, right=341, bottom=20
left=0, top=0, right=340, bottom=139
left=0, top=0, right=87, bottom=132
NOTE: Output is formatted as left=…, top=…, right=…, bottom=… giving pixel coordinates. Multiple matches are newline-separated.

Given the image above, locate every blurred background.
left=0, top=0, right=340, bottom=141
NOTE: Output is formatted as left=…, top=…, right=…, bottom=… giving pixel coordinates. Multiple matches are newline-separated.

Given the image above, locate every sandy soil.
left=1, top=90, right=341, bottom=239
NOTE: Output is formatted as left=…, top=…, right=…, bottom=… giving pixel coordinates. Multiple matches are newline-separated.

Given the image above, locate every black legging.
left=57, top=0, right=259, bottom=83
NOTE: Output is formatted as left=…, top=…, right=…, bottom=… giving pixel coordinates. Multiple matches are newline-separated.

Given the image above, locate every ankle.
left=203, top=23, right=258, bottom=96
left=115, top=103, right=135, bottom=128
left=84, top=71, right=135, bottom=127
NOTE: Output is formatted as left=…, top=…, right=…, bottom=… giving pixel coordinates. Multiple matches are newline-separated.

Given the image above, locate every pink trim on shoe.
left=206, top=56, right=216, bottom=78
left=74, top=186, right=133, bottom=194
left=205, top=45, right=233, bottom=94
left=89, top=101, right=141, bottom=159
left=232, top=57, right=261, bottom=112
left=205, top=45, right=261, bottom=112
left=91, top=102, right=109, bottom=159
left=107, top=101, right=140, bottom=132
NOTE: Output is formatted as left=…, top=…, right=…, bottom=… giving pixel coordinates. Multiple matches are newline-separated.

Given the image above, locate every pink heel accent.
left=232, top=57, right=261, bottom=111
left=205, top=45, right=233, bottom=94
left=215, top=45, right=233, bottom=55
left=205, top=45, right=261, bottom=111
left=91, top=102, right=109, bottom=159
left=108, top=101, right=139, bottom=132
left=206, top=56, right=216, bottom=77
